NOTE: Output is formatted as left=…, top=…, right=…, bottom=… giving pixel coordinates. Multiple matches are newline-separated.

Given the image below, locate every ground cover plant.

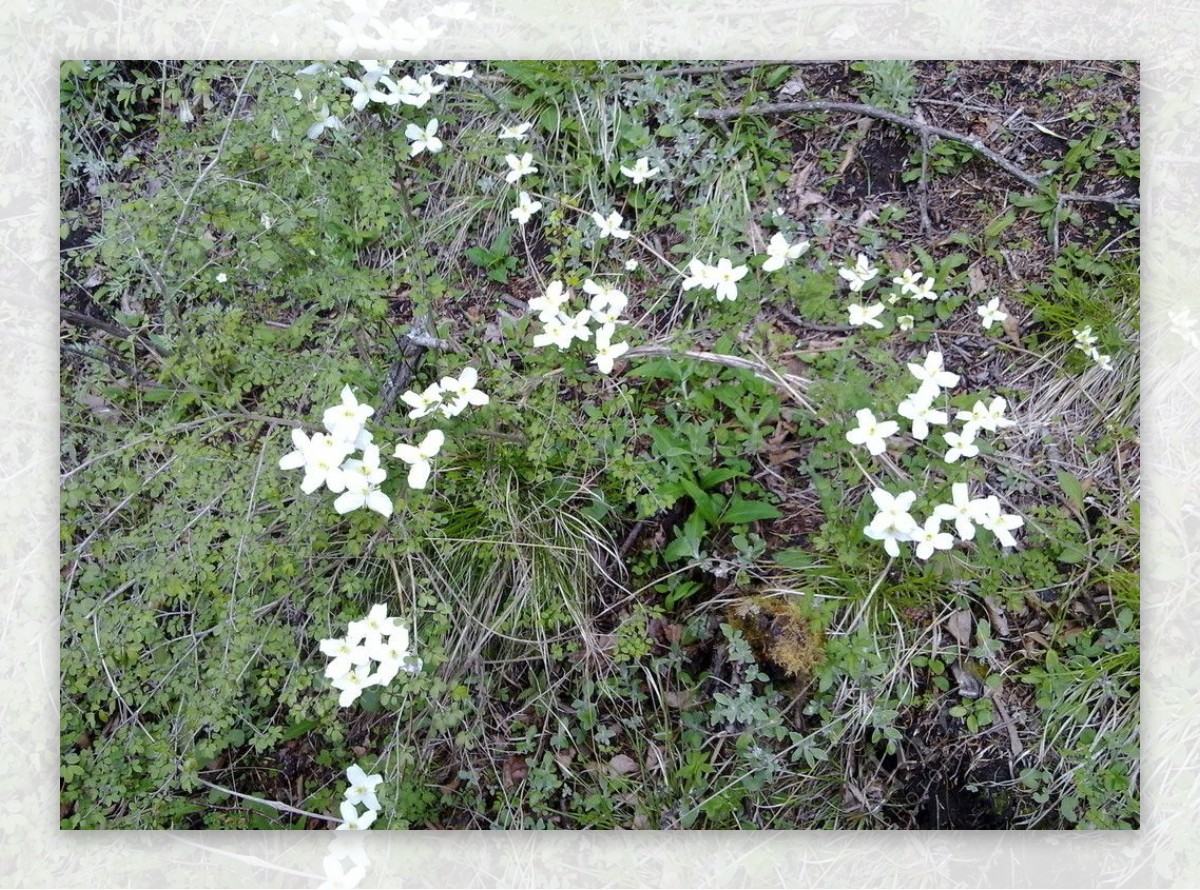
left=60, top=59, right=1140, bottom=830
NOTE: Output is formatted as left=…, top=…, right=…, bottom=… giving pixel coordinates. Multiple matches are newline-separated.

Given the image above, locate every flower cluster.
left=336, top=764, right=384, bottom=830
left=528, top=279, right=631, bottom=373
left=320, top=604, right=421, bottom=708
left=279, top=386, right=393, bottom=518
left=394, top=367, right=489, bottom=488
left=845, top=348, right=1023, bottom=558
left=682, top=256, right=749, bottom=302
left=864, top=483, right=1025, bottom=559
left=1072, top=326, right=1114, bottom=372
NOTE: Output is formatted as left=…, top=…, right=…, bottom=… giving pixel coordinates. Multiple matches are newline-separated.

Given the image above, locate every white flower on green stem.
left=504, top=152, right=537, bottom=184
left=932, top=482, right=987, bottom=541
left=912, top=276, right=938, bottom=301
left=863, top=488, right=919, bottom=558
left=977, top=296, right=1008, bottom=330
left=498, top=122, right=532, bottom=141
left=400, top=382, right=444, bottom=419
left=587, top=285, right=628, bottom=328
left=336, top=800, right=377, bottom=830
left=896, top=390, right=948, bottom=440
left=366, top=629, right=412, bottom=685
left=319, top=635, right=371, bottom=680
left=943, top=427, right=979, bottom=463
left=847, top=302, right=886, bottom=329
left=619, top=156, right=660, bottom=184
left=405, top=118, right=443, bottom=156
left=912, top=516, right=955, bottom=560
left=682, top=258, right=718, bottom=291
left=394, top=429, right=445, bottom=489
left=973, top=495, right=1025, bottom=547
left=591, top=210, right=631, bottom=239
left=529, top=280, right=570, bottom=321
left=280, top=430, right=354, bottom=495
left=761, top=232, right=809, bottom=272
left=907, top=350, right=960, bottom=395
left=560, top=309, right=594, bottom=344
left=712, top=257, right=748, bottom=302
left=533, top=316, right=572, bottom=350
left=348, top=603, right=408, bottom=648
left=509, top=191, right=542, bottom=226
left=438, top=367, right=489, bottom=417
left=838, top=254, right=878, bottom=292
left=306, top=106, right=343, bottom=140
left=845, top=408, right=899, bottom=456
left=592, top=324, right=630, bottom=374
left=432, top=61, right=474, bottom=78
left=956, top=396, right=1015, bottom=436
left=892, top=267, right=923, bottom=297
left=898, top=314, right=915, bottom=332
left=344, top=764, right=385, bottom=812
left=324, top=386, right=376, bottom=443
left=332, top=666, right=375, bottom=708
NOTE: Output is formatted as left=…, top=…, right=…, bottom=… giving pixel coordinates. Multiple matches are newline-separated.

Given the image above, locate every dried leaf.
left=502, top=755, right=528, bottom=789
left=983, top=596, right=1010, bottom=637
left=663, top=688, right=693, bottom=709
left=967, top=262, right=988, bottom=295
left=778, top=76, right=806, bottom=100
left=608, top=754, right=638, bottom=776
left=946, top=609, right=973, bottom=647
left=1000, top=312, right=1022, bottom=346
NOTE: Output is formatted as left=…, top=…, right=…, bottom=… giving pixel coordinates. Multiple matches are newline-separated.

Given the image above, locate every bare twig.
left=193, top=777, right=338, bottom=824
left=694, top=99, right=1140, bottom=211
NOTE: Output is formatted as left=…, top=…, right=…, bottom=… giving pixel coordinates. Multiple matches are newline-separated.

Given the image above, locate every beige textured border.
left=15, top=0, right=1187, bottom=885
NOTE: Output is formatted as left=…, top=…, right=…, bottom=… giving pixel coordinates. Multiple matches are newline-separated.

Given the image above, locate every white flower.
left=761, top=232, right=809, bottom=272
left=216, top=272, right=228, bottom=283
left=839, top=254, right=879, bottom=292
left=307, top=106, right=343, bottom=140
left=348, top=604, right=407, bottom=648
left=1073, top=327, right=1098, bottom=349
left=389, top=73, right=444, bottom=108
left=509, top=191, right=542, bottom=226
left=907, top=350, right=960, bottom=395
left=898, top=314, right=915, bottom=332
left=943, top=427, right=979, bottom=463
left=912, top=277, right=938, bottom=301
left=344, top=765, right=385, bottom=813
left=977, top=297, right=1008, bottom=330
left=432, top=61, right=474, bottom=78
left=331, top=446, right=393, bottom=518
left=438, top=367, right=489, bottom=417
left=592, top=325, right=630, bottom=374
left=323, top=385, right=376, bottom=444
left=528, top=280, right=571, bottom=320
left=847, top=303, right=886, bottom=329
left=341, top=75, right=377, bottom=111
left=682, top=258, right=718, bottom=291
left=366, top=629, right=412, bottom=686
left=498, top=122, right=533, bottom=141
left=504, top=152, right=537, bottom=184
left=560, top=309, right=594, bottom=344
left=319, top=636, right=371, bottom=680
left=956, top=396, right=1014, bottom=436
left=973, top=496, right=1025, bottom=547
left=331, top=667, right=374, bottom=708
left=619, top=156, right=660, bottom=184
left=892, top=268, right=923, bottom=298
left=912, top=516, right=955, bottom=560
left=405, top=118, right=443, bottom=156
left=712, top=258, right=748, bottom=302
left=845, top=408, right=899, bottom=456
left=586, top=284, right=628, bottom=327
left=1093, top=351, right=1114, bottom=371
left=591, top=210, right=631, bottom=239
left=932, top=482, right=987, bottom=541
left=336, top=800, right=377, bottom=830
left=280, top=430, right=355, bottom=495
left=533, top=315, right=572, bottom=350
left=400, top=382, right=444, bottom=419
left=863, top=488, right=919, bottom=558
left=261, top=213, right=274, bottom=230
left=896, top=391, right=948, bottom=440
left=625, top=258, right=639, bottom=271
left=394, top=429, right=445, bottom=489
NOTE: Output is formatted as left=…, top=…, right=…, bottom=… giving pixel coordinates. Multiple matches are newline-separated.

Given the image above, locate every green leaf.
left=719, top=497, right=781, bottom=525
left=773, top=548, right=813, bottom=569
left=679, top=476, right=718, bottom=525
left=1056, top=470, right=1086, bottom=517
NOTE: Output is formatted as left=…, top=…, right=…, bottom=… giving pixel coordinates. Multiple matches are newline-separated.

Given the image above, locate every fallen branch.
left=694, top=100, right=1140, bottom=211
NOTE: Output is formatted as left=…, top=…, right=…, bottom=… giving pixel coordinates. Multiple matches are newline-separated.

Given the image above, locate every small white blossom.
left=847, top=302, right=886, bottom=329
left=504, top=152, right=537, bottom=184
left=845, top=408, right=899, bottom=456
left=977, top=296, right=1008, bottom=330
left=405, top=118, right=443, bottom=156
left=761, top=232, right=809, bottom=272
left=498, top=122, right=533, bottom=141
left=711, top=257, right=748, bottom=302
left=509, top=191, right=542, bottom=226
left=591, top=210, right=631, bottom=239
left=619, top=156, right=660, bottom=184
left=838, top=254, right=878, bottom=292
